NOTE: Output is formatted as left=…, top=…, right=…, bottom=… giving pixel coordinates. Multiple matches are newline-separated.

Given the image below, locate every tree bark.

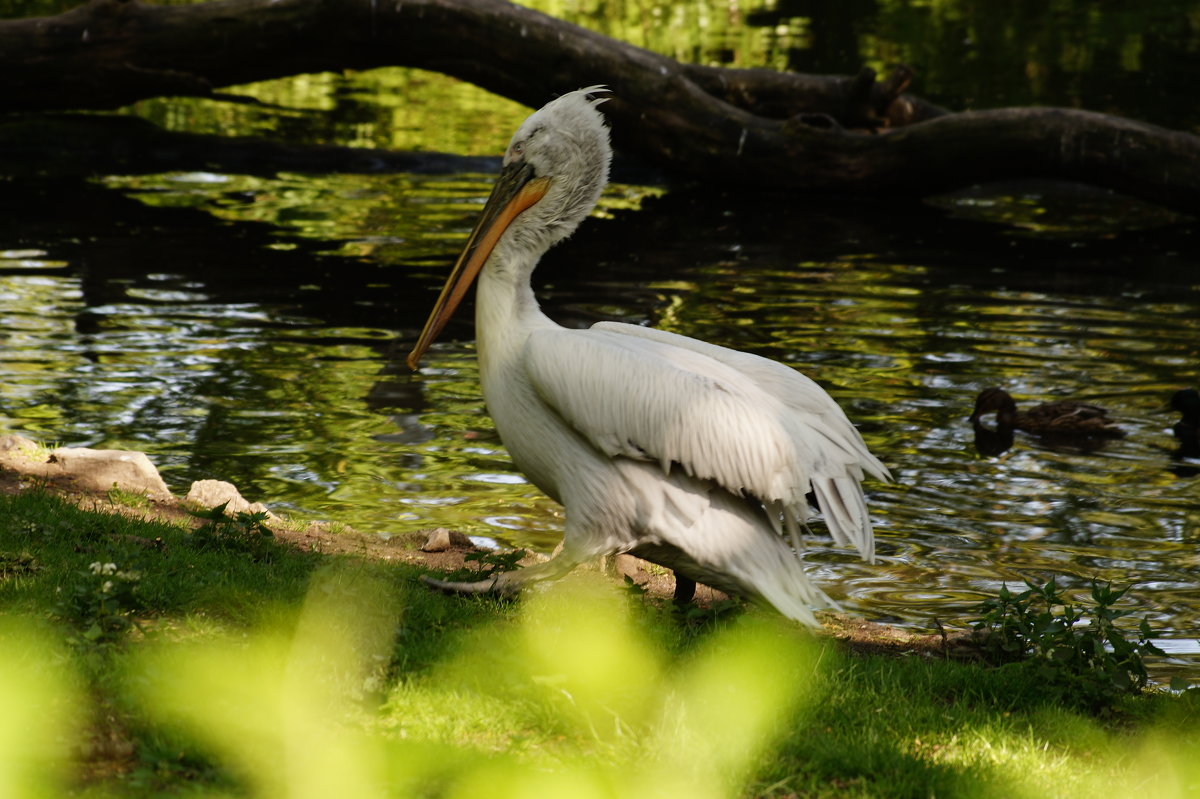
left=3, top=0, right=1199, bottom=210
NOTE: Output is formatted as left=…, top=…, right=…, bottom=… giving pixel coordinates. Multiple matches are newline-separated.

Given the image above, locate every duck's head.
left=1170, top=388, right=1200, bottom=422
left=970, top=387, right=1018, bottom=426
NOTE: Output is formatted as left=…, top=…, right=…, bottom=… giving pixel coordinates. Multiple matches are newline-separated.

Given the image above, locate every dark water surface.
left=1, top=0, right=1198, bottom=678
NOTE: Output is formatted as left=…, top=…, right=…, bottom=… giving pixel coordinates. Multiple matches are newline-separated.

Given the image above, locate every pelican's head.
left=407, top=87, right=613, bottom=369
left=498, top=86, right=612, bottom=257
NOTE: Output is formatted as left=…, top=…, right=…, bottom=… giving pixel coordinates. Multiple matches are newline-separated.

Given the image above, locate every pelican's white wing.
left=592, top=321, right=891, bottom=482
left=522, top=323, right=887, bottom=559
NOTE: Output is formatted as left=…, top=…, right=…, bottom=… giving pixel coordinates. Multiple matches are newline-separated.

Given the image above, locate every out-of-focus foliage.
left=135, top=569, right=814, bottom=798
left=0, top=620, right=81, bottom=799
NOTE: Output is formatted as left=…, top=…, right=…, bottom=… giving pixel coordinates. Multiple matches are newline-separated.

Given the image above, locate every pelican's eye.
left=504, top=140, right=527, bottom=167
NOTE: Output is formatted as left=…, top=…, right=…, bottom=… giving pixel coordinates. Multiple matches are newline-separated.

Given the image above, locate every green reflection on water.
left=131, top=71, right=534, bottom=154
left=100, top=171, right=664, bottom=268
left=928, top=182, right=1188, bottom=238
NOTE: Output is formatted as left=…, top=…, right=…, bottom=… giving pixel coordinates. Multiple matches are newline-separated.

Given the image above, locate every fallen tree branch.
left=3, top=0, right=1198, bottom=209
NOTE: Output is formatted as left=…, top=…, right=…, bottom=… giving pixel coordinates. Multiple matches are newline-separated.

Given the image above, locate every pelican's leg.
left=419, top=549, right=587, bottom=597
left=673, top=573, right=697, bottom=605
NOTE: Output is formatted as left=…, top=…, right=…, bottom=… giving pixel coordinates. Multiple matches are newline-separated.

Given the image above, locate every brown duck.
left=970, top=387, right=1124, bottom=437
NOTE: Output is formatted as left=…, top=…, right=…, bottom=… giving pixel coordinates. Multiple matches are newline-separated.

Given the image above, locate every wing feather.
left=593, top=321, right=891, bottom=482
left=523, top=323, right=887, bottom=560
left=525, top=327, right=801, bottom=500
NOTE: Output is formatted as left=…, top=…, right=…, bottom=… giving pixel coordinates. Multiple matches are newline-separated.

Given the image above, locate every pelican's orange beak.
left=406, top=163, right=551, bottom=370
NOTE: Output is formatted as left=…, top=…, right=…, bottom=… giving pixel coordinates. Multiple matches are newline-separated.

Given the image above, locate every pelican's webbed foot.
left=419, top=572, right=522, bottom=597
left=419, top=552, right=585, bottom=598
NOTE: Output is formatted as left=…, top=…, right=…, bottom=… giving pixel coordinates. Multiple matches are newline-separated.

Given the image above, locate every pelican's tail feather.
left=809, top=474, right=875, bottom=564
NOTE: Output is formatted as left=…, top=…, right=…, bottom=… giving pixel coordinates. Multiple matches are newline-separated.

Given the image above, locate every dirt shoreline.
left=0, top=448, right=972, bottom=661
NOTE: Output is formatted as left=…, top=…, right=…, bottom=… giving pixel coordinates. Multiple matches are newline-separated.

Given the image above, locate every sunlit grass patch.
left=0, top=488, right=317, bottom=627
left=891, top=708, right=1200, bottom=799
left=750, top=645, right=1199, bottom=799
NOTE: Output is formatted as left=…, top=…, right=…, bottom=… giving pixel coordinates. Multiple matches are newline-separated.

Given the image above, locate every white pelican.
left=407, top=87, right=890, bottom=625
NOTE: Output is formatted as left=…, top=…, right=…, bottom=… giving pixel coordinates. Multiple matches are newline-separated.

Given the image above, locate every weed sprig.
left=188, top=502, right=277, bottom=562
left=972, top=578, right=1169, bottom=710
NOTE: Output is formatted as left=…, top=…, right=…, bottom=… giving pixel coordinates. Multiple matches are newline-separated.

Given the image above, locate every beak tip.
left=406, top=351, right=421, bottom=371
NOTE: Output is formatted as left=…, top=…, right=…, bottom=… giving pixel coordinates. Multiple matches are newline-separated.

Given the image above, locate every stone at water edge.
left=0, top=435, right=172, bottom=498
left=46, top=447, right=172, bottom=497
left=420, top=527, right=476, bottom=552
left=0, top=434, right=40, bottom=459
left=184, top=479, right=280, bottom=523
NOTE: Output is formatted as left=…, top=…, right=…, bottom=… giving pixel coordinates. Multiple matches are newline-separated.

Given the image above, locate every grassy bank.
left=1, top=488, right=1197, bottom=798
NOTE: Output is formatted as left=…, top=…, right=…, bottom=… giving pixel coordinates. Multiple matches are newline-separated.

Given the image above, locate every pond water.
left=1, top=0, right=1198, bottom=679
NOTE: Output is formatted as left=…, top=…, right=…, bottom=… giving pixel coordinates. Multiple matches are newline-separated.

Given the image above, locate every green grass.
left=1, top=488, right=1197, bottom=798
left=0, top=489, right=313, bottom=628
left=105, top=486, right=150, bottom=510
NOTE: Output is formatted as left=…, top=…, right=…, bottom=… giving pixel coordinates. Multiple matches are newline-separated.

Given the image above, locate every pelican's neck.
left=474, top=249, right=556, bottom=386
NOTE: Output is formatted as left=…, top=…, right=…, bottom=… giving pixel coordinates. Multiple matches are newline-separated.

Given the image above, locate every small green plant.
left=971, top=578, right=1167, bottom=710
left=677, top=596, right=743, bottom=626
left=621, top=574, right=648, bottom=597
left=618, top=572, right=743, bottom=627
left=463, top=547, right=525, bottom=577
left=189, top=502, right=276, bottom=561
left=440, top=548, right=526, bottom=583
left=56, top=560, right=144, bottom=653
left=106, top=484, right=149, bottom=509
left=0, top=550, right=39, bottom=580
